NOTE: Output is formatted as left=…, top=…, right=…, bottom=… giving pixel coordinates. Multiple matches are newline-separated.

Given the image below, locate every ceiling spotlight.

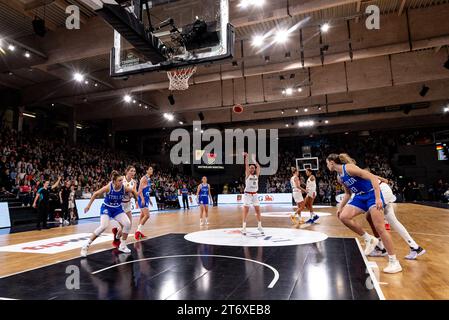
left=298, top=120, right=315, bottom=127
left=8, top=71, right=13, bottom=76
left=281, top=110, right=285, bottom=114
left=133, top=100, right=137, bottom=104
left=318, top=106, right=322, bottom=111
left=281, top=89, right=286, bottom=95
left=295, top=109, right=299, bottom=113
left=201, top=130, right=204, bottom=134
left=168, top=94, right=175, bottom=105
left=325, top=120, right=329, bottom=124
left=304, top=108, right=309, bottom=112
left=163, top=113, right=175, bottom=121
left=24, top=51, right=31, bottom=58
left=444, top=106, right=449, bottom=113
left=8, top=44, right=15, bottom=51
left=419, top=85, right=430, bottom=97
left=321, top=23, right=330, bottom=33
left=252, top=35, right=264, bottom=47
left=51, top=103, right=55, bottom=107
left=94, top=83, right=98, bottom=87
left=285, top=88, right=293, bottom=95
left=238, top=0, right=265, bottom=9
left=84, top=80, right=89, bottom=85
left=179, top=121, right=184, bottom=125
left=144, top=106, right=148, bottom=109
left=297, top=88, right=303, bottom=93
left=73, top=72, right=84, bottom=83
left=124, top=95, right=132, bottom=103
left=274, top=30, right=289, bottom=44
left=139, top=103, right=142, bottom=107
left=285, top=124, right=289, bottom=127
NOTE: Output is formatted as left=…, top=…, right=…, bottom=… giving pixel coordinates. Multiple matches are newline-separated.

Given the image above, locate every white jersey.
left=122, top=176, right=135, bottom=202
left=244, top=174, right=259, bottom=193
left=306, top=176, right=316, bottom=194
left=290, top=176, right=300, bottom=192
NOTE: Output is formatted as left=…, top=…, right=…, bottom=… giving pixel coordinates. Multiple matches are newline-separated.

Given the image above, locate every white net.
left=167, top=66, right=197, bottom=91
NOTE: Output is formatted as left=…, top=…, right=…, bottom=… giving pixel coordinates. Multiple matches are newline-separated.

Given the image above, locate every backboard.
left=96, top=0, right=234, bottom=78
left=296, top=157, right=319, bottom=172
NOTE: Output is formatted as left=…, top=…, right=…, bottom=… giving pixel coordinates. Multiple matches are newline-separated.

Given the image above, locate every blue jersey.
left=199, top=184, right=209, bottom=197
left=181, top=188, right=189, bottom=196
left=338, top=164, right=373, bottom=194
left=104, top=182, right=125, bottom=207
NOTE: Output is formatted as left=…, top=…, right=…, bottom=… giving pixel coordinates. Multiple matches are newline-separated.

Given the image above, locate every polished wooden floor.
left=0, top=203, right=448, bottom=300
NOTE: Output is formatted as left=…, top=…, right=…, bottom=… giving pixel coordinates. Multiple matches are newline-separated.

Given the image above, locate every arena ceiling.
left=1, top=0, right=449, bottom=134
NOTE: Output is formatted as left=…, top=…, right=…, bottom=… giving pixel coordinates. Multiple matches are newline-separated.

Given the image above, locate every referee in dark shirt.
left=33, top=177, right=61, bottom=230
left=181, top=184, right=190, bottom=210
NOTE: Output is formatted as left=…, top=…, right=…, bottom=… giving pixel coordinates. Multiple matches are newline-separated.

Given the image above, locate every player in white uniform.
left=290, top=167, right=307, bottom=225
left=364, top=168, right=426, bottom=260
left=112, top=166, right=137, bottom=248
left=241, top=152, right=263, bottom=235
left=304, top=168, right=320, bottom=224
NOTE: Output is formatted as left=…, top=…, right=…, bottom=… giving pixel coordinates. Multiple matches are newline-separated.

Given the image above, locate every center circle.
left=185, top=228, right=328, bottom=247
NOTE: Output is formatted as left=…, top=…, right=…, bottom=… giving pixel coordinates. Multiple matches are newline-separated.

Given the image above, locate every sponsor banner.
left=218, top=193, right=292, bottom=204
left=76, top=197, right=158, bottom=220
left=0, top=202, right=11, bottom=228
left=185, top=228, right=328, bottom=247
left=0, top=233, right=112, bottom=254
left=177, top=195, right=199, bottom=208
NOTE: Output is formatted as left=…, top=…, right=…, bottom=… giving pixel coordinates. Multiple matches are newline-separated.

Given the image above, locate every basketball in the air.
left=233, top=104, right=244, bottom=114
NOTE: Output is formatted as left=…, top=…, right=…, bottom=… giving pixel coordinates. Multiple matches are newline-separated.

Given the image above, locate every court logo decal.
left=185, top=228, right=328, bottom=247
left=0, top=233, right=112, bottom=254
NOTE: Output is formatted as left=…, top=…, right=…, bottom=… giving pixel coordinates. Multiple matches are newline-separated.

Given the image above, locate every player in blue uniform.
left=81, top=171, right=138, bottom=257
left=196, top=176, right=212, bottom=226
left=135, top=166, right=153, bottom=240
left=326, top=153, right=402, bottom=274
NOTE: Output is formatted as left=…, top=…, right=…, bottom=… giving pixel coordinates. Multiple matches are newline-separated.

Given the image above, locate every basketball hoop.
left=167, top=66, right=197, bottom=91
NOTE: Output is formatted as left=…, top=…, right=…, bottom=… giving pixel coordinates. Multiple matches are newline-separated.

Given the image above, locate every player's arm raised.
left=252, top=154, right=261, bottom=176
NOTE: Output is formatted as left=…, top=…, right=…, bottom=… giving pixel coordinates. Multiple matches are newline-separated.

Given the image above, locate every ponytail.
left=327, top=153, right=356, bottom=165
left=110, top=170, right=121, bottom=182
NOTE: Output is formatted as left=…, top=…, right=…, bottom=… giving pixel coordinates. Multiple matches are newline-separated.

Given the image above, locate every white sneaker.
left=241, top=227, right=247, bottom=235
left=200, top=220, right=204, bottom=226
left=205, top=220, right=209, bottom=225
left=118, top=245, right=131, bottom=254
left=81, top=245, right=88, bottom=258
left=368, top=247, right=388, bottom=257
left=258, top=226, right=265, bottom=235
left=405, top=247, right=426, bottom=260
left=364, top=236, right=379, bottom=256
left=383, top=259, right=402, bottom=274
left=63, top=220, right=70, bottom=226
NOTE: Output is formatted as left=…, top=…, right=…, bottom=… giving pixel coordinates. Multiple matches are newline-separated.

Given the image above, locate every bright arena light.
left=321, top=23, right=330, bottom=33
left=238, top=0, right=264, bottom=9
left=325, top=120, right=329, bottom=124
left=298, top=120, right=315, bottom=127
left=164, top=113, right=174, bottom=121
left=73, top=72, right=85, bottom=82
left=252, top=35, right=265, bottom=47
left=444, top=106, right=449, bottom=113
left=285, top=88, right=293, bottom=95
left=24, top=52, right=31, bottom=58
left=275, top=30, right=289, bottom=44
left=8, top=44, right=15, bottom=51
left=298, top=87, right=303, bottom=92
left=124, top=95, right=132, bottom=103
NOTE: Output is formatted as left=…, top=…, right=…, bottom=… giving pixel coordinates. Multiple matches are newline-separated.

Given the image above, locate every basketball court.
left=0, top=0, right=449, bottom=308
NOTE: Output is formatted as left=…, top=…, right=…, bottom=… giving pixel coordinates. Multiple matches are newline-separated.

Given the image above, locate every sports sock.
left=388, top=254, right=397, bottom=262
left=258, top=221, right=262, bottom=228
left=242, top=222, right=247, bottom=229
left=385, top=204, right=419, bottom=249
left=137, top=224, right=142, bottom=232
left=362, top=232, right=371, bottom=242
